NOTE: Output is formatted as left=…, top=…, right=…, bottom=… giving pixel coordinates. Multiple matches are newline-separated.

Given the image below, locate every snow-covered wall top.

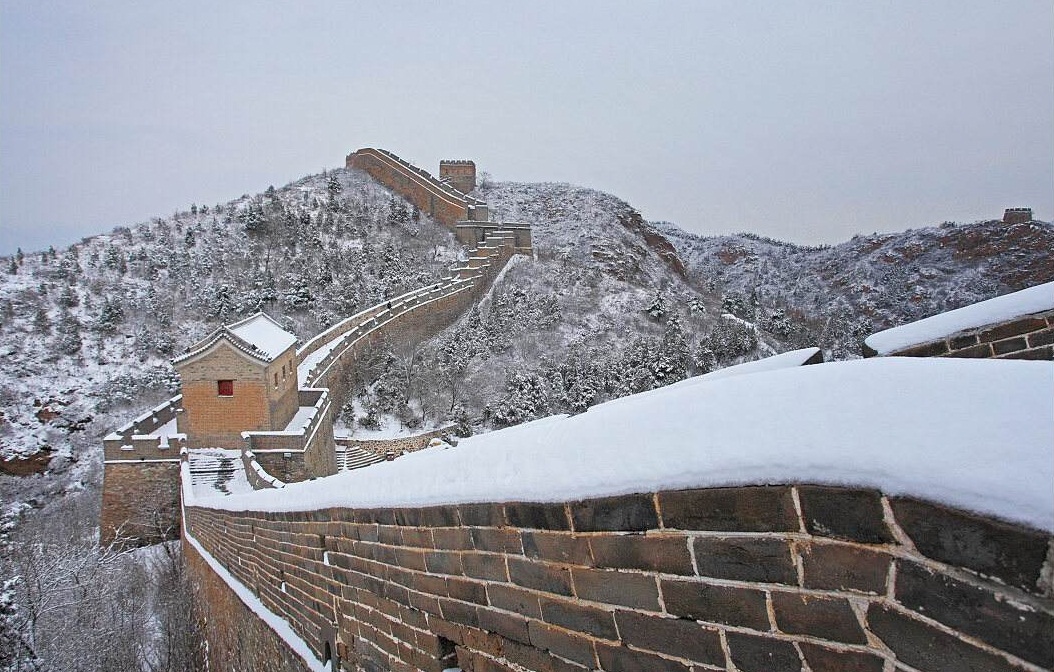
left=865, top=281, right=1054, bottom=355
left=191, top=357, right=1054, bottom=532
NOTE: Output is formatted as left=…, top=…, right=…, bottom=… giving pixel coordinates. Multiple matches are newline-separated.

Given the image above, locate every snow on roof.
left=227, top=313, right=298, bottom=360
left=195, top=357, right=1054, bottom=532
left=865, top=281, right=1054, bottom=355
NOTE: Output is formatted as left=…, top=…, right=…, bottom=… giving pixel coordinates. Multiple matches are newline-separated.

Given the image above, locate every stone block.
left=459, top=503, right=505, bottom=527
left=771, top=592, right=868, bottom=644
left=570, top=567, right=661, bottom=610
left=612, top=610, right=725, bottom=666
left=594, top=643, right=692, bottom=672
left=462, top=552, right=509, bottom=582
left=889, top=497, right=1050, bottom=592
left=1028, top=327, right=1054, bottom=348
left=799, top=541, right=890, bottom=594
left=508, top=557, right=573, bottom=596
left=487, top=583, right=542, bottom=619
left=797, top=486, right=893, bottom=543
left=471, top=528, right=524, bottom=554
left=569, top=494, right=658, bottom=532
left=692, top=536, right=797, bottom=584
left=522, top=531, right=593, bottom=566
left=539, top=596, right=617, bottom=640
left=477, top=608, right=531, bottom=644
left=658, top=486, right=799, bottom=532
left=866, top=603, right=1025, bottom=672
left=659, top=579, right=769, bottom=630
left=798, top=643, right=885, bottom=672
left=725, top=632, right=803, bottom=672
left=589, top=533, right=693, bottom=575
left=980, top=317, right=1048, bottom=342
left=992, top=336, right=1028, bottom=355
left=527, top=621, right=597, bottom=668
left=894, top=560, right=1053, bottom=668
left=505, top=502, right=571, bottom=530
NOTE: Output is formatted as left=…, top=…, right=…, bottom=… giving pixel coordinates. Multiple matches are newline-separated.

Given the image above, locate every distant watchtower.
left=1003, top=208, right=1032, bottom=225
left=439, top=160, right=476, bottom=195
left=173, top=313, right=300, bottom=449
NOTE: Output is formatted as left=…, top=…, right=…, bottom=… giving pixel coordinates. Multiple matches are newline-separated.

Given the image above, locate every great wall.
left=100, top=151, right=1054, bottom=672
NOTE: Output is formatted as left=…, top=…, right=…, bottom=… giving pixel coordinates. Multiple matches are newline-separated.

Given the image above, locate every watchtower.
left=1003, top=208, right=1032, bottom=225
left=173, top=313, right=299, bottom=449
left=439, top=160, right=476, bottom=195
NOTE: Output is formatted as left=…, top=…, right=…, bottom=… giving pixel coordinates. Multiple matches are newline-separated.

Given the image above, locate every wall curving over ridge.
left=184, top=484, right=1054, bottom=672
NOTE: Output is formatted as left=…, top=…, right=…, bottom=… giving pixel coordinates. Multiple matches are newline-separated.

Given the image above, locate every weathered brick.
left=693, top=537, right=797, bottom=584
left=797, top=486, right=893, bottom=543
left=438, top=598, right=479, bottom=628
left=432, top=527, right=473, bottom=551
left=394, top=547, right=428, bottom=572
left=471, top=527, right=524, bottom=554
left=539, top=596, right=618, bottom=640
left=570, top=494, right=658, bottom=532
left=419, top=505, right=460, bottom=527
left=867, top=603, right=1024, bottom=672
left=725, top=632, right=803, bottom=672
left=487, top=584, right=541, bottom=620
left=508, top=557, right=574, bottom=596
left=522, top=531, right=593, bottom=566
left=589, top=533, right=693, bottom=575
left=1000, top=345, right=1053, bottom=360
left=505, top=502, right=571, bottom=530
left=947, top=342, right=994, bottom=358
left=502, top=638, right=590, bottom=672
left=1027, top=327, right=1054, bottom=348
left=771, top=592, right=868, bottom=644
left=445, top=577, right=488, bottom=605
left=400, top=527, right=434, bottom=549
left=660, top=579, right=769, bottom=630
left=897, top=340, right=950, bottom=357
left=799, top=541, right=890, bottom=594
left=459, top=503, right=505, bottom=527
left=571, top=567, right=661, bottom=610
left=425, top=550, right=464, bottom=576
left=462, top=552, right=509, bottom=582
left=528, top=621, right=597, bottom=668
left=992, top=336, right=1027, bottom=355
left=894, top=560, right=1053, bottom=669
left=477, top=608, right=531, bottom=644
left=613, top=610, right=724, bottom=666
left=890, top=497, right=1050, bottom=592
left=949, top=333, right=980, bottom=350
left=798, top=643, right=885, bottom=672
left=658, top=486, right=798, bottom=532
left=594, top=643, right=692, bottom=672
left=980, top=317, right=1048, bottom=342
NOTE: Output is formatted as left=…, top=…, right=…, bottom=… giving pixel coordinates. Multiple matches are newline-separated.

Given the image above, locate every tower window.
left=217, top=380, right=234, bottom=397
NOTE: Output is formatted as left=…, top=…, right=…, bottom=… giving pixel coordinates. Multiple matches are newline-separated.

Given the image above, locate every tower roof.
left=173, top=312, right=297, bottom=367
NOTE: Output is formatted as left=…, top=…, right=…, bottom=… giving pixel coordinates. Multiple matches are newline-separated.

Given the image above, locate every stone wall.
left=335, top=426, right=454, bottom=460
left=184, top=484, right=1053, bottom=672
left=865, top=309, right=1054, bottom=360
left=347, top=148, right=488, bottom=228
left=101, top=461, right=182, bottom=547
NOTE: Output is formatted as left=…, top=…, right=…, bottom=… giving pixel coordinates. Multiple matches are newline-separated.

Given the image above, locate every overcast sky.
left=1, top=1, right=1051, bottom=256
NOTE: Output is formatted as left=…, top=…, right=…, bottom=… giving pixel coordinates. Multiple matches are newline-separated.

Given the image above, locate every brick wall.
left=865, top=309, right=1054, bottom=360
left=101, top=461, right=182, bottom=547
left=335, top=426, right=453, bottom=460
left=347, top=148, right=488, bottom=228
left=184, top=485, right=1054, bottom=672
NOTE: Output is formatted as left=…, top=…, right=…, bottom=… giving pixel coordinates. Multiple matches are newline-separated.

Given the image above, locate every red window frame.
left=217, top=380, right=234, bottom=397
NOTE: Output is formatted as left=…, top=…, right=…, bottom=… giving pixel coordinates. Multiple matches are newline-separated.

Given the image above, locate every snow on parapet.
left=865, top=281, right=1054, bottom=355
left=198, top=357, right=1054, bottom=532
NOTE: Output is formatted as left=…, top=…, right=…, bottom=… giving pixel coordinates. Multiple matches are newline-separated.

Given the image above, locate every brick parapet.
left=184, top=484, right=1054, bottom=672
left=864, top=309, right=1054, bottom=360
left=346, top=148, right=487, bottom=228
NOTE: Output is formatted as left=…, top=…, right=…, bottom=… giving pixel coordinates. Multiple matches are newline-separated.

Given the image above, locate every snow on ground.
left=193, top=357, right=1054, bottom=532
left=866, top=281, right=1054, bottom=354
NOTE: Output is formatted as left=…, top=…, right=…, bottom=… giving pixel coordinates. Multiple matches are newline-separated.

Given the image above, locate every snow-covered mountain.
left=1, top=166, right=1051, bottom=496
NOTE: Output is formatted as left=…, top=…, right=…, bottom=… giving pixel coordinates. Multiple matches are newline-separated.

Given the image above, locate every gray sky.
left=2, top=1, right=1051, bottom=256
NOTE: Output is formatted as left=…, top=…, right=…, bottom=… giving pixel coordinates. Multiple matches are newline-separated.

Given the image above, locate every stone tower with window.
left=173, top=313, right=300, bottom=449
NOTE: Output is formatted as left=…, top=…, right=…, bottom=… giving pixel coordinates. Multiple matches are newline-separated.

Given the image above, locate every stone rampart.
left=335, top=426, right=454, bottom=460
left=346, top=148, right=489, bottom=227
left=184, top=484, right=1053, bottom=672
left=865, top=309, right=1054, bottom=360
